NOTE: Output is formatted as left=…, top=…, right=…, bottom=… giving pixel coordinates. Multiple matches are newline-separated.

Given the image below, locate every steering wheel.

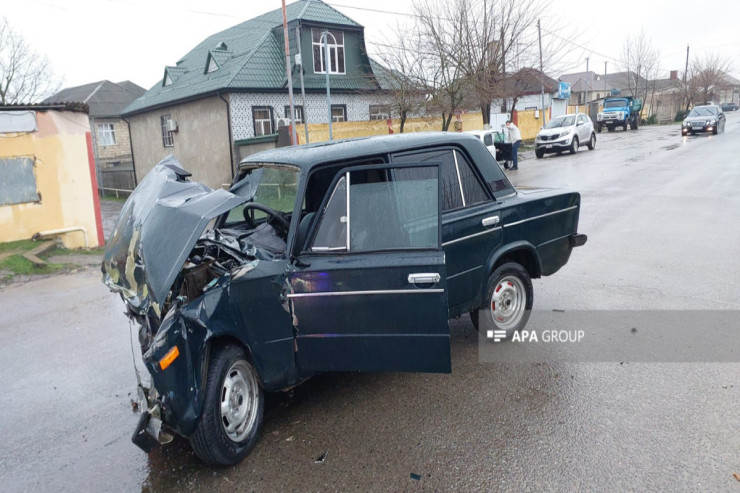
left=242, top=203, right=290, bottom=231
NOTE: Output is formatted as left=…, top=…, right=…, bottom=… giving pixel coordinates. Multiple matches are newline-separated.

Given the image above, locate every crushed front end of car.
left=101, top=156, right=292, bottom=457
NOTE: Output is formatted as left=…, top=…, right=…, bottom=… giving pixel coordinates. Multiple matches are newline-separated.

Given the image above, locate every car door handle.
left=408, top=273, right=441, bottom=285
left=481, top=216, right=500, bottom=227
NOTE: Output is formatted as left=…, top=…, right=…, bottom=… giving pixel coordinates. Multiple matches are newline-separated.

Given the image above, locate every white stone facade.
left=230, top=92, right=389, bottom=140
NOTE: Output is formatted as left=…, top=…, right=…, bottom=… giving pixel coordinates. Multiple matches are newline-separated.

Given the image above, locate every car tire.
left=597, top=124, right=602, bottom=133
left=587, top=133, right=596, bottom=150
left=622, top=121, right=628, bottom=131
left=479, top=263, right=534, bottom=340
left=190, top=344, right=264, bottom=466
left=633, top=118, right=639, bottom=130
left=713, top=125, right=718, bottom=135
left=535, top=148, right=544, bottom=159
left=569, top=136, right=579, bottom=154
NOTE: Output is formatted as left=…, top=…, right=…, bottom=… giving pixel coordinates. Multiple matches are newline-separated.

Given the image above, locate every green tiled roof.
left=124, top=0, right=376, bottom=115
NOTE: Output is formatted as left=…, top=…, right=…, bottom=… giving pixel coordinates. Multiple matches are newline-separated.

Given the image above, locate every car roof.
left=239, top=132, right=486, bottom=171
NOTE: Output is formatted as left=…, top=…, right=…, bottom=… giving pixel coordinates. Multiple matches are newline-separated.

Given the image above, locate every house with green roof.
left=123, top=0, right=392, bottom=188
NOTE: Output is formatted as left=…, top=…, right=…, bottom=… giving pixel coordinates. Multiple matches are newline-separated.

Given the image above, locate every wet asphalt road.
left=1, top=116, right=740, bottom=491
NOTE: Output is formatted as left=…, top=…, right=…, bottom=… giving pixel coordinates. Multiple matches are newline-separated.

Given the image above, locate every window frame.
left=390, top=146, right=491, bottom=213
left=305, top=162, right=442, bottom=255
left=160, top=115, right=174, bottom=148
left=252, top=106, right=275, bottom=136
left=97, top=122, right=116, bottom=147
left=369, top=104, right=391, bottom=121
left=311, top=28, right=346, bottom=75
left=331, top=104, right=347, bottom=123
left=284, top=105, right=304, bottom=124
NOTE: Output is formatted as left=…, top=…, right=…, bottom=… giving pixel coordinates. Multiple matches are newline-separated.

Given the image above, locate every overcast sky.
left=4, top=0, right=740, bottom=91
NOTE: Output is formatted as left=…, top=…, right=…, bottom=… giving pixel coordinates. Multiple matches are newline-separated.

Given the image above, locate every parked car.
left=535, top=113, right=596, bottom=158
left=681, top=105, right=726, bottom=135
left=465, top=128, right=512, bottom=167
left=721, top=102, right=738, bottom=112
left=102, top=133, right=587, bottom=465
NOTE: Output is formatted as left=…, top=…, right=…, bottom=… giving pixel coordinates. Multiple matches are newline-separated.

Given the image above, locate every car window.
left=392, top=149, right=462, bottom=211
left=310, top=167, right=439, bottom=253
left=455, top=150, right=489, bottom=206
left=224, top=165, right=300, bottom=225
left=483, top=133, right=493, bottom=146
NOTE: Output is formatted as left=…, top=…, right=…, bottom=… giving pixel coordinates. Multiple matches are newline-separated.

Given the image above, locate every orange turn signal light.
left=159, top=346, right=180, bottom=370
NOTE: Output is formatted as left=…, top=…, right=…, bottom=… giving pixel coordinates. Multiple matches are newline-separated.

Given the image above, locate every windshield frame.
left=220, top=163, right=302, bottom=227
left=544, top=115, right=576, bottom=129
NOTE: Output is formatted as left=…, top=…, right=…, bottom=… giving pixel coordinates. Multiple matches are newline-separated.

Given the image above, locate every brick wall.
left=93, top=118, right=133, bottom=167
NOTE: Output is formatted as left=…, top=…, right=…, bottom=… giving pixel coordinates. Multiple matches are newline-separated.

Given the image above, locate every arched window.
left=312, top=29, right=345, bottom=74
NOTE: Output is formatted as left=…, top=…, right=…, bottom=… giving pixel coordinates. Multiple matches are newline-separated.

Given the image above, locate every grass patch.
left=0, top=240, right=102, bottom=283
left=0, top=239, right=38, bottom=254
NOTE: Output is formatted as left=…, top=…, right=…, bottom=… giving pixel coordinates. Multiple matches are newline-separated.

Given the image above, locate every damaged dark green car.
left=102, top=133, right=586, bottom=465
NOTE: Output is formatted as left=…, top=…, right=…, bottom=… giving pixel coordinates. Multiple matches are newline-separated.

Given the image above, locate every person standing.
left=505, top=120, right=522, bottom=170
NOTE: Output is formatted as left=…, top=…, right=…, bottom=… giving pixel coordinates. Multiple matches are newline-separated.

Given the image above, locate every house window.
left=312, top=29, right=345, bottom=74
left=253, top=106, right=274, bottom=136
left=284, top=105, right=304, bottom=124
left=160, top=115, right=174, bottom=147
left=331, top=105, right=346, bottom=123
left=97, top=123, right=116, bottom=146
left=369, top=105, right=390, bottom=120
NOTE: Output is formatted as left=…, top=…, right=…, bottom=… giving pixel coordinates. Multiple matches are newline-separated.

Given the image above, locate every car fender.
left=484, top=240, right=542, bottom=289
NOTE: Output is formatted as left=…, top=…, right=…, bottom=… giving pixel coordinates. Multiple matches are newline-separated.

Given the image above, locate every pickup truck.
left=102, top=132, right=587, bottom=465
left=596, top=96, right=642, bottom=132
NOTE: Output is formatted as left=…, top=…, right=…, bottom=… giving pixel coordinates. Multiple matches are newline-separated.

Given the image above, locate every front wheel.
left=569, top=136, right=579, bottom=154
left=622, top=121, right=628, bottom=131
left=479, top=262, right=533, bottom=340
left=597, top=124, right=602, bottom=133
left=191, top=344, right=264, bottom=465
left=535, top=148, right=544, bottom=159
left=587, top=133, right=596, bottom=150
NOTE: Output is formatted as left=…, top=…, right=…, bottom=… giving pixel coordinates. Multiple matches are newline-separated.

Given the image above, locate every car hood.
left=684, top=115, right=716, bottom=122
left=101, top=156, right=248, bottom=316
left=538, top=126, right=575, bottom=137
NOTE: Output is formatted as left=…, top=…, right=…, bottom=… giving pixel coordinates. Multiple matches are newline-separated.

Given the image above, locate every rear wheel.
left=633, top=118, right=638, bottom=130
left=191, top=344, right=264, bottom=466
left=587, top=133, right=596, bottom=150
left=479, top=263, right=533, bottom=340
left=569, top=136, right=579, bottom=154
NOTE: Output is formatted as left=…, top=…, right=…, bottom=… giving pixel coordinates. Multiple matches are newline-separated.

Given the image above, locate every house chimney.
left=670, top=70, right=678, bottom=80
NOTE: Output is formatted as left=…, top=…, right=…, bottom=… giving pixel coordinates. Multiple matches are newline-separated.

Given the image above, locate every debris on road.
left=410, top=473, right=421, bottom=481
left=315, top=451, right=327, bottom=464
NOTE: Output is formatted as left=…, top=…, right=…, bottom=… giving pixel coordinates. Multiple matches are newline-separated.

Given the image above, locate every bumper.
left=535, top=137, right=573, bottom=153
left=682, top=125, right=713, bottom=134
left=569, top=233, right=588, bottom=248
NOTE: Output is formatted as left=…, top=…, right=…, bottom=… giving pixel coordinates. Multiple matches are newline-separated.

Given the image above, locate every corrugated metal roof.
left=124, top=0, right=372, bottom=116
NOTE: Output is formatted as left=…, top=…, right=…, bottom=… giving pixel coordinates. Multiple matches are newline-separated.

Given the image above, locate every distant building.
left=122, top=0, right=393, bottom=189
left=0, top=103, right=103, bottom=248
left=44, top=80, right=145, bottom=192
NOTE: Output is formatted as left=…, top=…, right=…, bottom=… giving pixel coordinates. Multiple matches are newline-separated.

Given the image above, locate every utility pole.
left=585, top=57, right=590, bottom=112
left=323, top=31, right=333, bottom=140
left=683, top=44, right=690, bottom=111
left=537, top=19, right=546, bottom=125
left=281, top=0, right=297, bottom=145
left=295, top=27, right=309, bottom=144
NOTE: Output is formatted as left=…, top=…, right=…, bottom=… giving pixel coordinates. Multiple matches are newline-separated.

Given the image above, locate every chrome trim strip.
left=408, top=273, right=441, bottom=284
left=447, top=265, right=483, bottom=280
left=287, top=288, right=445, bottom=299
left=345, top=171, right=350, bottom=251
left=442, top=226, right=502, bottom=247
left=503, top=205, right=579, bottom=228
left=453, top=150, right=466, bottom=206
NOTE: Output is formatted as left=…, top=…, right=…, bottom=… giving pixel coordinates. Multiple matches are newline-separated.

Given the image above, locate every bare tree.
left=370, top=26, right=428, bottom=132
left=618, top=30, right=660, bottom=116
left=692, top=53, right=731, bottom=104
left=0, top=17, right=61, bottom=104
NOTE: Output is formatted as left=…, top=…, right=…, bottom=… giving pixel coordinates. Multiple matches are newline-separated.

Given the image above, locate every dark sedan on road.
left=681, top=105, right=726, bottom=135
left=721, top=102, right=738, bottom=112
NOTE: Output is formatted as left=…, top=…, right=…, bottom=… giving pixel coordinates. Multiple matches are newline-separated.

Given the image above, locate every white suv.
left=535, top=113, right=596, bottom=158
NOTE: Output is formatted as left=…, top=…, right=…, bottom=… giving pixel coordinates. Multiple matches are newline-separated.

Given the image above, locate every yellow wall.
left=296, top=112, right=485, bottom=143
left=0, top=110, right=102, bottom=248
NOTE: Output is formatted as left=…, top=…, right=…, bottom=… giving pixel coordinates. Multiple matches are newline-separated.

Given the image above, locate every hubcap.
left=490, top=275, right=526, bottom=330
left=220, top=360, right=260, bottom=442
